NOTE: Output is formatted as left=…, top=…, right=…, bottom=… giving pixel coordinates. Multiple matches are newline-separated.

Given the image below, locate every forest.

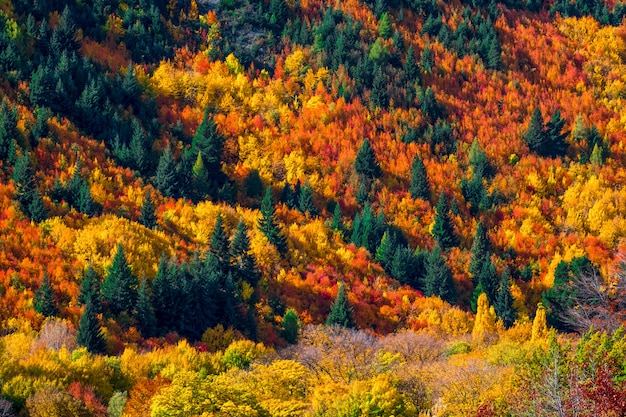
left=1, top=0, right=626, bottom=415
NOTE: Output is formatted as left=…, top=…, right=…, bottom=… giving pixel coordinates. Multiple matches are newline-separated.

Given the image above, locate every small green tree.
left=34, top=272, right=58, bottom=317
left=419, top=43, right=434, bottom=73
left=258, top=187, right=288, bottom=254
left=78, top=265, right=101, bottom=312
left=209, top=213, right=230, bottom=274
left=432, top=191, right=457, bottom=249
left=378, top=12, right=392, bottom=38
left=495, top=267, right=516, bottom=329
left=28, top=188, right=47, bottom=222
left=139, top=189, right=157, bottom=229
left=422, top=246, right=456, bottom=303
left=76, top=299, right=106, bottom=354
left=281, top=308, right=300, bottom=344
left=354, top=138, right=382, bottom=179
left=298, top=180, right=317, bottom=216
left=154, top=148, right=178, bottom=198
left=230, top=219, right=259, bottom=287
left=135, top=276, right=157, bottom=338
left=409, top=154, right=430, bottom=200
left=326, top=282, right=356, bottom=328
left=524, top=106, right=545, bottom=154
left=331, top=203, right=344, bottom=234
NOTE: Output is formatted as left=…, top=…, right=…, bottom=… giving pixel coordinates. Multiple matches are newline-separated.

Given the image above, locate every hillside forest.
left=2, top=0, right=626, bottom=415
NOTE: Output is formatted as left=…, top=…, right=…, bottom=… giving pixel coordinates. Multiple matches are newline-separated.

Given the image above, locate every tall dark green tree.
left=422, top=246, right=456, bottom=303
left=477, top=253, right=499, bottom=305
left=258, top=187, right=288, bottom=254
left=378, top=12, right=392, bottom=38
left=375, top=230, right=396, bottom=272
left=354, top=138, right=382, bottom=179
left=152, top=254, right=181, bottom=334
left=542, top=260, right=574, bottom=329
left=409, top=154, right=430, bottom=200
left=495, top=267, right=516, bottom=329
left=419, top=43, right=434, bottom=73
left=326, top=282, right=356, bottom=328
left=78, top=265, right=101, bottom=311
left=432, top=191, right=458, bottom=249
left=298, top=180, right=317, bottom=216
left=281, top=308, right=300, bottom=344
left=209, top=213, right=230, bottom=274
left=101, top=243, right=138, bottom=315
left=544, top=109, right=569, bottom=157
left=403, top=46, right=419, bottom=82
left=230, top=219, right=259, bottom=287
left=76, top=299, right=106, bottom=354
left=370, top=67, right=388, bottom=109
left=135, top=276, right=157, bottom=338
left=469, top=222, right=490, bottom=281
left=28, top=188, right=47, bottom=222
left=191, top=108, right=224, bottom=175
left=154, top=147, right=178, bottom=198
left=12, top=153, right=35, bottom=211
left=77, top=181, right=96, bottom=216
left=524, top=106, right=545, bottom=154
left=139, top=189, right=157, bottom=229
left=34, top=272, right=58, bottom=317
left=331, top=203, right=344, bottom=234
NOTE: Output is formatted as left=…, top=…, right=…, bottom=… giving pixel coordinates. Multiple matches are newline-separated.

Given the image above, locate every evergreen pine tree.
left=12, top=153, right=35, bottom=211
left=34, top=272, right=58, bottom=317
left=258, top=187, right=288, bottom=254
left=469, top=222, right=490, bottom=281
left=101, top=243, right=138, bottom=315
left=281, top=308, right=300, bottom=344
left=409, top=154, right=430, bottom=200
left=76, top=299, right=106, bottom=354
left=468, top=138, right=491, bottom=178
left=422, top=246, right=456, bottom=303
left=495, top=267, right=516, bottom=329
left=192, top=151, right=211, bottom=199
left=139, top=189, right=157, bottom=229
left=524, top=106, right=545, bottom=154
left=31, top=106, right=50, bottom=143
left=403, top=46, right=419, bottom=82
left=419, top=43, right=434, bottom=73
left=370, top=67, right=388, bottom=109
left=326, top=282, right=355, bottom=328
left=230, top=219, right=259, bottom=287
left=28, top=188, right=47, bottom=222
left=375, top=230, right=395, bottom=272
left=432, top=191, right=457, bottom=249
left=77, top=181, right=96, bottom=216
left=78, top=265, right=101, bottom=311
left=152, top=254, right=180, bottom=334
left=542, top=260, right=573, bottom=329
left=209, top=213, right=230, bottom=274
left=355, top=138, right=382, bottom=179
left=191, top=108, right=224, bottom=175
left=331, top=203, right=344, bottom=234
left=135, top=276, right=157, bottom=338
left=129, top=120, right=148, bottom=175
left=378, top=12, right=392, bottom=38
left=298, top=180, right=317, bottom=216
left=243, top=169, right=264, bottom=199
left=477, top=253, right=499, bottom=305
left=357, top=182, right=369, bottom=206
left=544, top=109, right=569, bottom=157
left=154, top=148, right=179, bottom=198
left=486, top=37, right=501, bottom=70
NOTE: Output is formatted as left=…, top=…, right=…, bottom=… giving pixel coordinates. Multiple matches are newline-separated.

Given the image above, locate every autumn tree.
left=326, top=282, right=356, bottom=328
left=101, top=243, right=138, bottom=316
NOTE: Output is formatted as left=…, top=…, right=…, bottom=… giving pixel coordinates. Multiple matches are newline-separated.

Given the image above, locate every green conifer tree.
left=78, top=265, right=101, bottom=311
left=230, top=219, right=260, bottom=287
left=28, top=188, right=47, bottom=222
left=136, top=276, right=157, bottom=338
left=403, top=46, right=419, bottom=82
left=355, top=138, right=382, bottom=179
left=420, top=43, right=434, bottom=73
left=139, top=189, right=157, bottom=229
left=375, top=230, right=395, bottom=272
left=281, top=308, right=300, bottom=344
left=76, top=299, right=106, bottom=354
left=101, top=243, right=138, bottom=315
left=326, top=282, right=356, bottom=328
left=432, top=191, right=457, bottom=249
left=331, top=203, right=344, bottom=234
left=258, top=187, right=288, bottom=254
left=524, top=106, right=545, bottom=154
left=77, top=181, right=96, bottom=216
left=469, top=222, right=490, bottom=281
left=155, top=147, right=179, bottom=198
left=34, top=272, right=58, bottom=317
left=409, top=154, right=430, bottom=200
left=495, top=267, right=516, bottom=329
left=12, top=153, right=35, bottom=211
left=298, top=180, right=317, bottom=216
left=544, top=109, right=569, bottom=157
left=422, top=246, right=456, bottom=303
left=378, top=12, right=392, bottom=38
left=191, top=108, right=224, bottom=175
left=209, top=213, right=230, bottom=274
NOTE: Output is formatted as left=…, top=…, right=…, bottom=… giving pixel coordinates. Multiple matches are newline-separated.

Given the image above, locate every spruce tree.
left=298, top=180, right=317, bottom=216
left=152, top=254, right=180, bottom=334
left=403, top=46, right=419, bottom=82
left=378, top=12, right=392, bottom=38
left=77, top=181, right=96, bottom=216
left=78, top=265, right=101, bottom=311
left=409, top=154, right=430, bottom=200
left=244, top=169, right=264, bottom=199
left=230, top=219, right=259, bottom=287
left=524, top=106, right=545, bottom=154
left=357, top=182, right=369, bottom=206
left=375, top=230, right=395, bottom=272
left=354, top=138, right=382, bottom=179
left=191, top=108, right=224, bottom=175
left=469, top=222, right=490, bottom=281
left=12, top=153, right=35, bottom=211
left=432, top=191, right=457, bottom=249
left=326, top=282, right=356, bottom=328
left=477, top=254, right=499, bottom=305
left=34, top=272, right=58, bottom=317
left=281, top=308, right=300, bottom=344
left=101, top=243, right=138, bottom=315
left=192, top=151, right=210, bottom=199
left=258, top=187, right=288, bottom=254
left=76, top=299, right=106, bottom=354
left=139, top=189, right=157, bottom=229
left=28, top=188, right=47, bottom=222
left=331, top=203, right=344, bottom=234
left=422, top=246, right=456, bottom=303
left=495, top=267, right=516, bottom=329
left=209, top=213, right=230, bottom=274
left=135, top=276, right=157, bottom=338
left=544, top=109, right=569, bottom=157
left=420, top=43, right=434, bottom=73
left=542, top=260, right=573, bottom=329
left=154, top=147, right=178, bottom=198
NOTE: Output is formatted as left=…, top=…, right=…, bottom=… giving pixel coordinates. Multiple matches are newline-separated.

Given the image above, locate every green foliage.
left=34, top=273, right=58, bottom=317
left=258, top=187, right=288, bottom=254
left=230, top=219, right=260, bottom=288
left=326, top=282, right=356, bottom=328
left=298, top=180, right=317, bottom=216
left=209, top=213, right=230, bottom=274
left=410, top=154, right=430, bottom=201
left=107, top=391, right=127, bottom=417
left=155, top=147, right=179, bottom=198
left=76, top=299, right=106, bottom=354
left=495, top=267, right=516, bottom=328
left=281, top=308, right=300, bottom=344
left=101, top=243, right=138, bottom=316
left=78, top=265, right=101, bottom=311
left=524, top=106, right=545, bottom=154
left=422, top=246, right=456, bottom=303
left=139, top=189, right=157, bottom=229
left=136, top=276, right=157, bottom=338
left=378, top=13, right=392, bottom=38
left=244, top=169, right=264, bottom=199
left=355, top=138, right=382, bottom=179
left=432, top=191, right=458, bottom=250
left=420, top=43, right=434, bottom=73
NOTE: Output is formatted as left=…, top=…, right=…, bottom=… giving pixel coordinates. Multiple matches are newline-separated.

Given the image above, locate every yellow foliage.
left=531, top=303, right=549, bottom=343
left=472, top=293, right=497, bottom=344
